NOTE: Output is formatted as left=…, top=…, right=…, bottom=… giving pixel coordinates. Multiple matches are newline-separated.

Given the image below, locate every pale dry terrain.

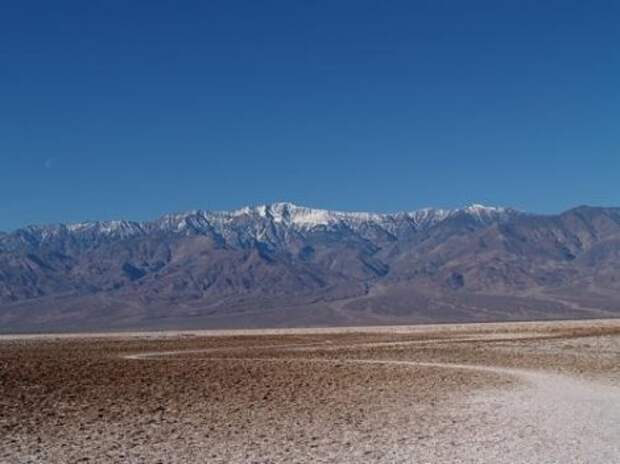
left=1, top=319, right=619, bottom=463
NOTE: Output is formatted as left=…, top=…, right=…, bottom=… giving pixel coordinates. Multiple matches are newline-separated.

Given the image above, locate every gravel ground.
left=1, top=319, right=619, bottom=463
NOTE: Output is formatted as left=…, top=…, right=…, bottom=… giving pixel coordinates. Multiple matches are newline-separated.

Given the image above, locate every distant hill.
left=1, top=202, right=619, bottom=332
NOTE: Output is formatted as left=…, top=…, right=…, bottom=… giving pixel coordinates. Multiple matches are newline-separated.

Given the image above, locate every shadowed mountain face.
left=1, top=203, right=619, bottom=332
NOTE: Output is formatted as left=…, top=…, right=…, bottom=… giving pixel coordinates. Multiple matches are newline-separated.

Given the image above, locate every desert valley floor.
left=1, top=319, right=619, bottom=463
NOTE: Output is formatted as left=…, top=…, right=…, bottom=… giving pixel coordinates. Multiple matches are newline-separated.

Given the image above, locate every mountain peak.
left=2, top=202, right=520, bottom=239
left=464, top=203, right=506, bottom=213
left=2, top=200, right=620, bottom=333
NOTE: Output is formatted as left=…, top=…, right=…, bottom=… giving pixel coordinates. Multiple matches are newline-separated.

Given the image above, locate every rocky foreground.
left=1, top=319, right=619, bottom=463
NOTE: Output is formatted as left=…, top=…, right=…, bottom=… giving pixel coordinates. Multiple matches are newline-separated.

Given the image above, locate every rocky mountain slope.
left=1, top=203, right=619, bottom=332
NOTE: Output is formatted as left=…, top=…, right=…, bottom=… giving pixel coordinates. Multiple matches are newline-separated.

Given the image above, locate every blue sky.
left=1, top=1, right=619, bottom=230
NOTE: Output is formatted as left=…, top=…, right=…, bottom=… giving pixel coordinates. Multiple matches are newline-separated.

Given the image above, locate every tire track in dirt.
left=122, top=336, right=620, bottom=463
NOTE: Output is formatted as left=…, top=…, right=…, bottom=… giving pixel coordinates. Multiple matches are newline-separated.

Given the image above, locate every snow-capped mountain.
left=1, top=203, right=619, bottom=332
left=0, top=202, right=520, bottom=250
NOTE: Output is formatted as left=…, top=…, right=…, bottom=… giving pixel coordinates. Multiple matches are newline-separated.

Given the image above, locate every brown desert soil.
left=1, top=319, right=619, bottom=463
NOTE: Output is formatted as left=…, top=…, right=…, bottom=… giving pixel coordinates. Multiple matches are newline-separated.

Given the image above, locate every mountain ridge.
left=1, top=201, right=515, bottom=235
left=1, top=202, right=619, bottom=332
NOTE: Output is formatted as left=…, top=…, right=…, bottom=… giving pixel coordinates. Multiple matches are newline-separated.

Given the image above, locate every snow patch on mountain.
left=0, top=202, right=521, bottom=251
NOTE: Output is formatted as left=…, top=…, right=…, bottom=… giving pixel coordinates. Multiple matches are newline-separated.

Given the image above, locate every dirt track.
left=1, top=319, right=619, bottom=463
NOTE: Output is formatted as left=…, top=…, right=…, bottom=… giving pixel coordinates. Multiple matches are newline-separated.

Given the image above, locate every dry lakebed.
left=1, top=319, right=619, bottom=463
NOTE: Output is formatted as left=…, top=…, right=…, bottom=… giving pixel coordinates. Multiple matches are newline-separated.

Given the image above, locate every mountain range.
left=1, top=202, right=619, bottom=332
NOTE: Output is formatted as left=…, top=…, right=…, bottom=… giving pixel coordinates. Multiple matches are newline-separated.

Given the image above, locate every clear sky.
left=1, top=1, right=619, bottom=230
